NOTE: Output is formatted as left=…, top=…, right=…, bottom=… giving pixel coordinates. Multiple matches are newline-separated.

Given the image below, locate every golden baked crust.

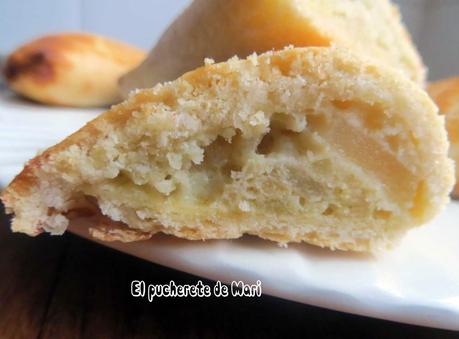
left=119, top=0, right=425, bottom=96
left=88, top=217, right=154, bottom=242
left=3, top=32, right=145, bottom=107
left=2, top=47, right=453, bottom=252
left=429, top=77, right=459, bottom=198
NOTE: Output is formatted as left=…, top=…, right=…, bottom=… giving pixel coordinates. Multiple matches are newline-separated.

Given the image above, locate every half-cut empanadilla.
left=2, top=47, right=453, bottom=252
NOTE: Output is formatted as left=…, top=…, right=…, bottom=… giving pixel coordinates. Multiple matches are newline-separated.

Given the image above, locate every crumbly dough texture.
left=429, top=77, right=459, bottom=198
left=2, top=47, right=453, bottom=252
left=3, top=32, right=145, bottom=107
left=119, top=0, right=425, bottom=97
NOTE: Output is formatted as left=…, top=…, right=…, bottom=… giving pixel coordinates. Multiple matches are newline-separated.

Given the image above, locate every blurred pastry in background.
left=119, top=0, right=425, bottom=97
left=429, top=77, right=459, bottom=198
left=3, top=32, right=145, bottom=107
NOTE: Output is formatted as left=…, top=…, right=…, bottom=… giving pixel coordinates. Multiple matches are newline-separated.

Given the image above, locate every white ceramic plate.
left=1, top=91, right=458, bottom=330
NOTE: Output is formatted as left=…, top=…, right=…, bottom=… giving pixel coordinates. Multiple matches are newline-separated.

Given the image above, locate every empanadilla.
left=119, top=0, right=425, bottom=97
left=4, top=32, right=145, bottom=107
left=429, top=77, right=459, bottom=198
left=2, top=48, right=453, bottom=252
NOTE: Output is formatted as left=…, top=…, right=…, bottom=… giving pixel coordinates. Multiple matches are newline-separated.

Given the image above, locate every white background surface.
left=1, top=0, right=459, bottom=80
left=70, top=201, right=459, bottom=331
